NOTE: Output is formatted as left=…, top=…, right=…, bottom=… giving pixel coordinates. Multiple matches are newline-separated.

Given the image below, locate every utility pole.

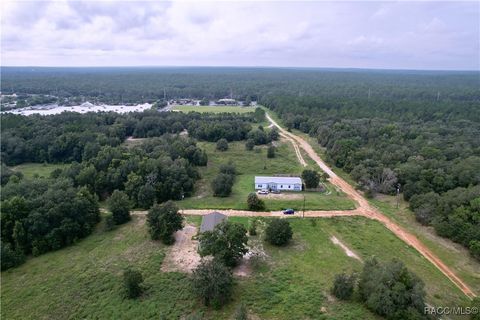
left=396, top=183, right=401, bottom=209
left=303, top=194, right=306, bottom=218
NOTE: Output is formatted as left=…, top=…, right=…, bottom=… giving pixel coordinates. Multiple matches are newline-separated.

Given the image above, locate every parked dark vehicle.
left=283, top=208, right=295, bottom=215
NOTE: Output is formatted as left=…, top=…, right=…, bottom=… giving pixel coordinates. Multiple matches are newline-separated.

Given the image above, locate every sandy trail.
left=330, top=235, right=362, bottom=261
left=161, top=224, right=201, bottom=273
left=265, top=113, right=476, bottom=299
left=279, top=132, right=307, bottom=167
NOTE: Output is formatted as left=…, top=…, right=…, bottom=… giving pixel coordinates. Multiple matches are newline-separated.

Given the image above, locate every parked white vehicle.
left=257, top=189, right=269, bottom=195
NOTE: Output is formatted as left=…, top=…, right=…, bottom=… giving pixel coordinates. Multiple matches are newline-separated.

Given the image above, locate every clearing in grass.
left=11, top=163, right=68, bottom=179
left=172, top=105, right=256, bottom=114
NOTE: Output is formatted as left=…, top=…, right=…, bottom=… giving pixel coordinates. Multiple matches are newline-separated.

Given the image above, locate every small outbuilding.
left=255, top=176, right=302, bottom=192
left=200, top=212, right=228, bottom=233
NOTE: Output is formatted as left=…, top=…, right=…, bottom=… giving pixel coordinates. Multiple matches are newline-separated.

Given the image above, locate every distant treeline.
left=2, top=67, right=479, bottom=104
left=262, top=94, right=480, bottom=260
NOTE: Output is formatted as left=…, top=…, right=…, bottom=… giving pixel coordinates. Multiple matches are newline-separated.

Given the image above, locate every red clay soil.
left=266, top=113, right=476, bottom=299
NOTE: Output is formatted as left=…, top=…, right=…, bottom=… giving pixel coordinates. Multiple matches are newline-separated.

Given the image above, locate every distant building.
left=216, top=98, right=237, bottom=105
left=255, top=176, right=302, bottom=191
left=200, top=212, right=228, bottom=233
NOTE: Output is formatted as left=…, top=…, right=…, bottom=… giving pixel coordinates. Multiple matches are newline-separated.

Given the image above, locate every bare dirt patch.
left=330, top=236, right=362, bottom=261
left=262, top=192, right=303, bottom=200
left=161, top=224, right=201, bottom=273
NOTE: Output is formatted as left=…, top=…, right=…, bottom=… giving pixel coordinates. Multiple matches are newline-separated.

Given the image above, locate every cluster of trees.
left=1, top=111, right=259, bottom=166
left=57, top=136, right=205, bottom=206
left=1, top=178, right=100, bottom=270
left=211, top=163, right=237, bottom=197
left=262, top=93, right=480, bottom=259
left=332, top=257, right=427, bottom=320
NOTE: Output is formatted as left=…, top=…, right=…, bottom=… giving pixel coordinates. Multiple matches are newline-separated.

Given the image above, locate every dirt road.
left=265, top=113, right=476, bottom=299
left=279, top=132, right=307, bottom=167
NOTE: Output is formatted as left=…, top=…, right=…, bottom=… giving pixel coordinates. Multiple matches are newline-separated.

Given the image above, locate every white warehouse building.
left=254, top=176, right=302, bottom=192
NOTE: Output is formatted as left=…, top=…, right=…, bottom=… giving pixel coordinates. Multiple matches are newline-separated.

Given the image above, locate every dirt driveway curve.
left=265, top=113, right=476, bottom=299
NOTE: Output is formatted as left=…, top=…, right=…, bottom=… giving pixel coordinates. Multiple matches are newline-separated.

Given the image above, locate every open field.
left=11, top=163, right=68, bottom=179
left=176, top=141, right=356, bottom=211
left=1, top=214, right=470, bottom=320
left=172, top=105, right=256, bottom=113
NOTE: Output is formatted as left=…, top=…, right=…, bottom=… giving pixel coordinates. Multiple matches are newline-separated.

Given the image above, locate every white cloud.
left=1, top=0, right=479, bottom=70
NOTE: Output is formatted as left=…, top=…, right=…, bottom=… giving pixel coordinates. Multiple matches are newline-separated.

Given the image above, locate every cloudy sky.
left=2, top=1, right=479, bottom=70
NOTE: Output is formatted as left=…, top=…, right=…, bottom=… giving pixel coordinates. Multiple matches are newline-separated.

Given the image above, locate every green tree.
left=123, top=267, right=144, bottom=299
left=245, top=139, right=255, bottom=151
left=267, top=145, right=275, bottom=158
left=216, top=138, right=229, bottom=151
left=358, top=257, right=426, bottom=320
left=108, top=190, right=131, bottom=225
left=331, top=272, right=356, bottom=300
left=253, top=107, right=265, bottom=122
left=147, top=201, right=184, bottom=244
left=302, top=170, right=320, bottom=189
left=247, top=193, right=265, bottom=211
left=211, top=173, right=234, bottom=197
left=265, top=219, right=293, bottom=246
left=104, top=214, right=115, bottom=231
left=192, top=259, right=233, bottom=308
left=268, top=128, right=279, bottom=141
left=199, top=221, right=248, bottom=267
left=249, top=219, right=258, bottom=236
left=1, top=243, right=25, bottom=271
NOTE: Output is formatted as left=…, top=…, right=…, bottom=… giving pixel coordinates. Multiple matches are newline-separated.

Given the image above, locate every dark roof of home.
left=200, top=212, right=227, bottom=233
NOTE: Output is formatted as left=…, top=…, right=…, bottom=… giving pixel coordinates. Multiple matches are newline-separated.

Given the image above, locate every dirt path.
left=265, top=113, right=476, bottom=299
left=279, top=132, right=307, bottom=167
left=330, top=235, right=362, bottom=261
left=161, top=224, right=201, bottom=273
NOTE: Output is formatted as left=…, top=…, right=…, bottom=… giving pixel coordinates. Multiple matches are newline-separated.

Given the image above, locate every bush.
left=331, top=272, right=356, bottom=300
left=104, top=214, right=115, bottom=231
left=302, top=170, right=320, bottom=189
left=1, top=243, right=25, bottom=271
left=147, top=201, right=184, bottom=244
left=247, top=193, right=265, bottom=211
left=245, top=139, right=255, bottom=151
left=265, top=219, right=293, bottom=246
left=234, top=303, right=248, bottom=320
left=192, top=259, right=233, bottom=308
left=216, top=138, right=229, bottom=151
left=211, top=173, right=234, bottom=197
left=249, top=219, right=258, bottom=236
left=123, top=268, right=144, bottom=299
left=108, top=190, right=131, bottom=225
left=219, top=162, right=236, bottom=175
left=358, top=257, right=426, bottom=319
left=267, top=145, right=275, bottom=158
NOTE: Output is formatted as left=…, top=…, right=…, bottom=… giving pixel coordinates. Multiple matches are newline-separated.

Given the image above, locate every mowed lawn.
left=11, top=163, right=68, bottom=179
left=1, top=215, right=470, bottom=319
left=172, top=105, right=256, bottom=113
left=176, top=141, right=356, bottom=211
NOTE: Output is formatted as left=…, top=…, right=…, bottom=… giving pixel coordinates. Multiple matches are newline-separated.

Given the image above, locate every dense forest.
left=2, top=67, right=479, bottom=106
left=262, top=92, right=480, bottom=260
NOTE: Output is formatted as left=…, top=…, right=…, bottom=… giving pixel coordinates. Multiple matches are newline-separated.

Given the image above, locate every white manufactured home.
left=254, top=176, right=302, bottom=192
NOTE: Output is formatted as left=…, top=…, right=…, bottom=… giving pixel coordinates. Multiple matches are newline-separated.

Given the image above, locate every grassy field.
left=11, top=163, right=68, bottom=179
left=172, top=105, right=256, bottom=113
left=1, top=214, right=471, bottom=320
left=176, top=141, right=356, bottom=211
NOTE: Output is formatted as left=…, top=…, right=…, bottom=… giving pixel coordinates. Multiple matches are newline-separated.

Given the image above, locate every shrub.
left=267, top=145, right=275, bottom=158
left=331, top=272, right=356, bottom=300
left=211, top=173, right=234, bottom=197
left=247, top=193, right=265, bottom=211
left=216, top=138, right=229, bottom=151
left=147, top=201, right=184, bottom=244
left=302, top=170, right=320, bottom=189
left=265, top=219, right=293, bottom=246
left=104, top=214, right=115, bottom=231
left=108, top=190, right=131, bottom=225
left=123, top=268, right=144, bottom=299
left=192, top=259, right=233, bottom=308
left=245, top=139, right=255, bottom=151
left=219, top=162, right=236, bottom=175
left=249, top=219, right=258, bottom=236
left=234, top=303, right=248, bottom=320
left=1, top=243, right=25, bottom=271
